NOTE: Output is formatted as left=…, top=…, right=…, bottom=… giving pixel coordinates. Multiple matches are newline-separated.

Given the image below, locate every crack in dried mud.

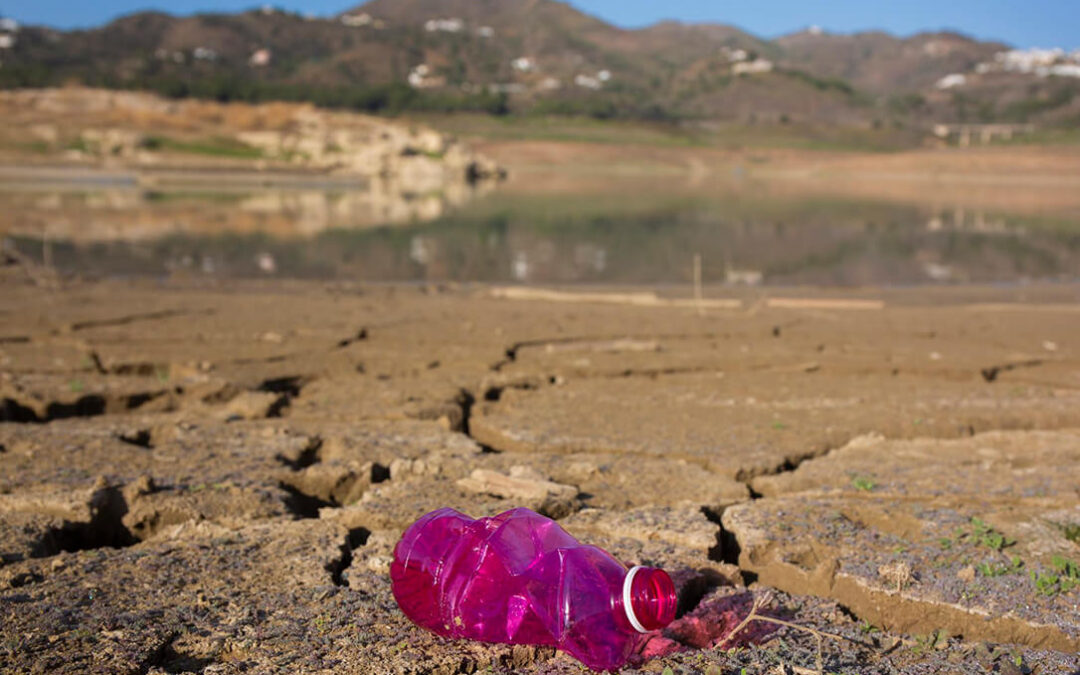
left=41, top=485, right=137, bottom=555
left=335, top=327, right=369, bottom=349
left=0, top=389, right=170, bottom=423
left=66, top=308, right=213, bottom=333
left=328, top=527, right=372, bottom=587
left=3, top=288, right=1078, bottom=672
left=980, top=358, right=1046, bottom=382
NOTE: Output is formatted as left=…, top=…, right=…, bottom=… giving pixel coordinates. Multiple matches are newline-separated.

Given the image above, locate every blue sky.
left=4, top=0, right=1078, bottom=50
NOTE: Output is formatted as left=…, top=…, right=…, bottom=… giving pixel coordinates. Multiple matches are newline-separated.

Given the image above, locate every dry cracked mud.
left=1, top=276, right=1079, bottom=674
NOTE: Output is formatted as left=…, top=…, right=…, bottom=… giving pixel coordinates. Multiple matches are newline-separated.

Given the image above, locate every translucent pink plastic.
left=390, top=507, right=677, bottom=672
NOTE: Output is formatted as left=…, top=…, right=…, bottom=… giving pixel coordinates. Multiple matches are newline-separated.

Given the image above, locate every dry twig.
left=714, top=592, right=877, bottom=675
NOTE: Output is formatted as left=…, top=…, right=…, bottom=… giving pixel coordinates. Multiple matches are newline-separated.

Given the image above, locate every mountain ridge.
left=0, top=0, right=1076, bottom=128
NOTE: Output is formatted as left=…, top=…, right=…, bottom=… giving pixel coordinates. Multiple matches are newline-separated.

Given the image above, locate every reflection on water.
left=0, top=178, right=490, bottom=241
left=2, top=178, right=1078, bottom=286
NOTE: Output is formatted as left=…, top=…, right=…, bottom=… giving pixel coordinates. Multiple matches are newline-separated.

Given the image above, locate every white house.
left=0, top=34, right=14, bottom=50
left=0, top=18, right=18, bottom=32
left=1050, top=63, right=1080, bottom=78
left=935, top=73, right=967, bottom=89
left=574, top=74, right=602, bottom=90
left=341, top=13, right=373, bottom=27
left=424, top=18, right=464, bottom=33
left=512, top=57, right=536, bottom=73
left=976, top=47, right=1080, bottom=79
left=408, top=64, right=429, bottom=87
left=193, top=47, right=218, bottom=61
left=732, top=59, right=773, bottom=75
left=408, top=64, right=446, bottom=89
left=249, top=48, right=272, bottom=67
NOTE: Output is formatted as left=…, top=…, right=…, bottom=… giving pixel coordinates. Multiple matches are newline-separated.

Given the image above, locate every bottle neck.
left=621, top=566, right=677, bottom=633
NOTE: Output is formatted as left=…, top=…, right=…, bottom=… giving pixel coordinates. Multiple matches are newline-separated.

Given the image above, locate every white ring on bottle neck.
left=622, top=565, right=648, bottom=633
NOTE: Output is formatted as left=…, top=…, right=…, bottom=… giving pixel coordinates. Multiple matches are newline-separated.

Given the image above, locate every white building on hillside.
left=512, top=57, right=536, bottom=73
left=341, top=12, right=373, bottom=27
left=425, top=18, right=464, bottom=33
left=193, top=47, right=218, bottom=61
left=935, top=73, right=967, bottom=89
left=574, top=74, right=602, bottom=90
left=249, top=48, right=272, bottom=67
left=408, top=64, right=446, bottom=89
left=977, top=47, right=1080, bottom=78
left=732, top=59, right=773, bottom=75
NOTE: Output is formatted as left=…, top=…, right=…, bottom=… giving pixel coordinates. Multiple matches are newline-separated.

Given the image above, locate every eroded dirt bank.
left=1, top=271, right=1078, bottom=673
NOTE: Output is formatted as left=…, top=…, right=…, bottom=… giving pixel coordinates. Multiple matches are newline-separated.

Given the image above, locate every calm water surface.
left=2, top=177, right=1079, bottom=286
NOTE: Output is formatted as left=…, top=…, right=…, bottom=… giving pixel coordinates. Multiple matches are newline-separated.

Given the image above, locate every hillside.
left=0, top=0, right=1077, bottom=128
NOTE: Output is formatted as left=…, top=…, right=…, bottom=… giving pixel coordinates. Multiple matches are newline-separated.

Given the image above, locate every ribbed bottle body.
left=390, top=507, right=663, bottom=671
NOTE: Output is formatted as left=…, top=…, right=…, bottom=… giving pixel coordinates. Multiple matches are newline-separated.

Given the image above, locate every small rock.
left=457, top=468, right=577, bottom=503
left=457, top=468, right=578, bottom=518
left=127, top=475, right=155, bottom=498
left=217, top=390, right=282, bottom=420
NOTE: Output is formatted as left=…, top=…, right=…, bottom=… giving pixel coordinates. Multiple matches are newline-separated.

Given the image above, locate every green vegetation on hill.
left=2, top=0, right=1078, bottom=127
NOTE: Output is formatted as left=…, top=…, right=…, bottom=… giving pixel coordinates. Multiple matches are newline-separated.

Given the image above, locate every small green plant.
left=770, top=420, right=787, bottom=430
left=1053, top=555, right=1080, bottom=576
left=970, top=518, right=1014, bottom=551
left=1055, top=521, right=1080, bottom=544
left=1052, top=556, right=1079, bottom=593
left=976, top=555, right=1023, bottom=578
left=1032, top=570, right=1060, bottom=596
left=1030, top=558, right=1078, bottom=597
left=910, top=629, right=947, bottom=654
left=68, top=378, right=85, bottom=393
left=851, top=475, right=877, bottom=492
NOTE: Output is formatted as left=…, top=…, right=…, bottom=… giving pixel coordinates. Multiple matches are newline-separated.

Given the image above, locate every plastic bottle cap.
left=622, top=566, right=649, bottom=633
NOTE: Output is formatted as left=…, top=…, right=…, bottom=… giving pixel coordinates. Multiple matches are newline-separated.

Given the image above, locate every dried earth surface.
left=1, top=271, right=1079, bottom=674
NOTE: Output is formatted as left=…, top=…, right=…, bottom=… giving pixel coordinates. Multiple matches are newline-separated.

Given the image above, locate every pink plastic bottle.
left=390, top=507, right=677, bottom=672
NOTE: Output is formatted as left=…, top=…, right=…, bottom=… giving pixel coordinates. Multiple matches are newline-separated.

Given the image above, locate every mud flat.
left=1, top=272, right=1079, bottom=673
